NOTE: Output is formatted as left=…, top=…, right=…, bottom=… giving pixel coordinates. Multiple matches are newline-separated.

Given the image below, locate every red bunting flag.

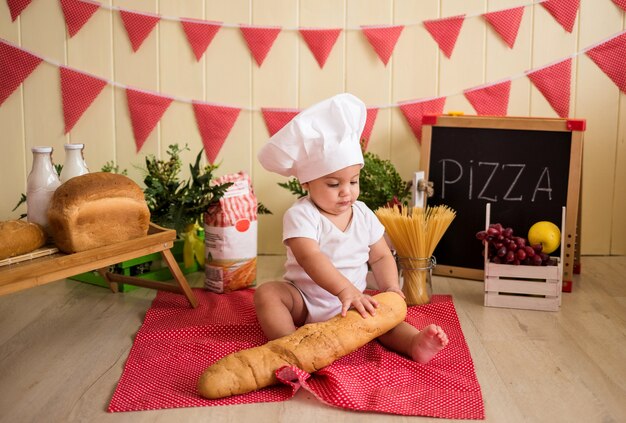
left=482, top=7, right=524, bottom=49
left=399, top=97, right=446, bottom=143
left=181, top=19, right=222, bottom=61
left=119, top=10, right=160, bottom=52
left=527, top=58, right=572, bottom=118
left=464, top=80, right=511, bottom=116
left=299, top=28, right=342, bottom=68
left=613, top=0, right=626, bottom=11
left=192, top=102, right=241, bottom=164
left=240, top=25, right=281, bottom=66
left=60, top=0, right=100, bottom=38
left=6, top=0, right=32, bottom=21
left=261, top=108, right=300, bottom=136
left=60, top=67, right=107, bottom=133
left=0, top=40, right=42, bottom=106
left=423, top=15, right=465, bottom=59
left=125, top=88, right=173, bottom=152
left=360, top=108, right=379, bottom=150
left=585, top=32, right=626, bottom=93
left=360, top=25, right=404, bottom=66
left=540, top=0, right=579, bottom=33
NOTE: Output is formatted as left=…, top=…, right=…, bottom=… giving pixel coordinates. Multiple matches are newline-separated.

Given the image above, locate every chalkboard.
left=420, top=115, right=584, bottom=283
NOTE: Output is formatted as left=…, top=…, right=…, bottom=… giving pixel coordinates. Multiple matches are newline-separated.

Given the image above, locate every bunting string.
left=2, top=28, right=626, bottom=156
left=2, top=26, right=620, bottom=110
left=74, top=0, right=548, bottom=31
left=8, top=0, right=577, bottom=66
left=2, top=0, right=625, bottom=161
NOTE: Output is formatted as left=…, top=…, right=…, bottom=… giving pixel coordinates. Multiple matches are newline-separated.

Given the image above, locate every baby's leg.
left=378, top=321, right=449, bottom=364
left=254, top=282, right=308, bottom=340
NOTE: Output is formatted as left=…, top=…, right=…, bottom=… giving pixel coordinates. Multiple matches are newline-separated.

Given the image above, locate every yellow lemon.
left=528, top=221, right=561, bottom=254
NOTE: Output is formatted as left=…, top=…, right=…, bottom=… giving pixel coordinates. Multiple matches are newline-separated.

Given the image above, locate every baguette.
left=197, top=291, right=407, bottom=399
left=0, top=220, right=46, bottom=260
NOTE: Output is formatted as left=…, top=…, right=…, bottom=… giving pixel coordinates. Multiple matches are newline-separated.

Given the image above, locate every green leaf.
left=141, top=143, right=232, bottom=236
left=257, top=202, right=272, bottom=215
left=101, top=161, right=128, bottom=175
left=277, top=178, right=308, bottom=198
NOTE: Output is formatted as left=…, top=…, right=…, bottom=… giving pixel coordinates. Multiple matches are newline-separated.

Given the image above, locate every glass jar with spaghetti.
left=397, top=256, right=436, bottom=305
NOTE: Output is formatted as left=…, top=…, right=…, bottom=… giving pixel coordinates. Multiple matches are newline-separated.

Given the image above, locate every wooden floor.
left=0, top=255, right=624, bottom=422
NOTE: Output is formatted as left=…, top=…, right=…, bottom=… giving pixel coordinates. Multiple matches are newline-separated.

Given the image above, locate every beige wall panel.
left=346, top=0, right=393, bottom=163
left=204, top=0, right=252, bottom=177
left=612, top=0, right=626, bottom=253
left=0, top=92, right=27, bottom=220
left=20, top=1, right=66, bottom=64
left=366, top=107, right=391, bottom=159
left=613, top=94, right=626, bottom=254
left=529, top=4, right=578, bottom=118
left=159, top=1, right=205, bottom=179
left=391, top=0, right=439, bottom=182
left=575, top=57, right=620, bottom=255
left=438, top=1, right=485, bottom=114
left=299, top=0, right=345, bottom=104
left=508, top=78, right=532, bottom=117
left=252, top=0, right=299, bottom=254
left=66, top=1, right=115, bottom=173
left=0, top=1, right=19, bottom=41
left=159, top=100, right=203, bottom=177
left=575, top=1, right=624, bottom=254
left=0, top=4, right=27, bottom=220
left=112, top=0, right=159, bottom=184
left=484, top=0, right=532, bottom=117
left=21, top=0, right=67, bottom=172
left=203, top=0, right=251, bottom=105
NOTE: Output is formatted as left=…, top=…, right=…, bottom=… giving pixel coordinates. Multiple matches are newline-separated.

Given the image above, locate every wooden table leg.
left=160, top=249, right=199, bottom=308
left=97, top=267, right=119, bottom=293
left=99, top=253, right=199, bottom=308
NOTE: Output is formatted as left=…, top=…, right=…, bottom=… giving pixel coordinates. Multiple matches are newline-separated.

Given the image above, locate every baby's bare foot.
left=411, top=324, right=449, bottom=364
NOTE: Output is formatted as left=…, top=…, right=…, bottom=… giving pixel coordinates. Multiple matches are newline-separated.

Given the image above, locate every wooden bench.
left=0, top=223, right=198, bottom=308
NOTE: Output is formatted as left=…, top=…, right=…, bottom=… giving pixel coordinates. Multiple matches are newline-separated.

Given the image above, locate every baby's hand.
left=336, top=285, right=378, bottom=318
left=385, top=287, right=405, bottom=299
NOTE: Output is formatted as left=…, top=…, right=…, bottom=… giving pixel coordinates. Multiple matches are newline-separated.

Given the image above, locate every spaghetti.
left=375, top=205, right=456, bottom=305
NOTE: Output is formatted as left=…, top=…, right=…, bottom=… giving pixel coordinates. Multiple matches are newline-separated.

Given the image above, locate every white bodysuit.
left=282, top=197, right=385, bottom=323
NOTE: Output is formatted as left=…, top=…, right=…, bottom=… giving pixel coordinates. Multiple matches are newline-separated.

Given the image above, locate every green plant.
left=359, top=151, right=412, bottom=210
left=142, top=144, right=233, bottom=236
left=277, top=178, right=308, bottom=199
left=101, top=161, right=128, bottom=175
left=256, top=202, right=272, bottom=215
left=12, top=194, right=27, bottom=219
left=278, top=149, right=412, bottom=211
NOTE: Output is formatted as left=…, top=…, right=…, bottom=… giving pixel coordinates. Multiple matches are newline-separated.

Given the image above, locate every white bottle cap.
left=32, top=146, right=53, bottom=153
left=64, top=143, right=84, bottom=150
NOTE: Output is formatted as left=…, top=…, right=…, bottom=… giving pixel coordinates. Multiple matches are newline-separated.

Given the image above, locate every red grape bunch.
left=476, top=223, right=554, bottom=266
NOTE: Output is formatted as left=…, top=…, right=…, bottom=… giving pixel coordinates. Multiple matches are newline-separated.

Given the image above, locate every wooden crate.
left=483, top=204, right=565, bottom=312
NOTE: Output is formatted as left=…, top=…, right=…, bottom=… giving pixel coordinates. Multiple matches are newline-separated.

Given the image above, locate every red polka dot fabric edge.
left=107, top=289, right=485, bottom=419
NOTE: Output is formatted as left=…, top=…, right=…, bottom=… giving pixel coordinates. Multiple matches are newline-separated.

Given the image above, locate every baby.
left=256, top=93, right=448, bottom=363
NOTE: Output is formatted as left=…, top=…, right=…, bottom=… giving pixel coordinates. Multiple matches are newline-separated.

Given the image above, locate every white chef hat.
left=258, top=93, right=366, bottom=183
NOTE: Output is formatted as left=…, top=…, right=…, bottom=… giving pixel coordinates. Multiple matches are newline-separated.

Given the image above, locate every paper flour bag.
left=204, top=172, right=257, bottom=293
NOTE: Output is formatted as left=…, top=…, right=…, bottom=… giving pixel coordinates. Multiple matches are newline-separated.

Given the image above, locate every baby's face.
left=303, top=164, right=361, bottom=216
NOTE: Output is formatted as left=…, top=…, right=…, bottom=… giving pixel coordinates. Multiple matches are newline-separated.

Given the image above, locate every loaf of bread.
left=47, top=172, right=150, bottom=253
left=0, top=220, right=46, bottom=260
left=197, top=291, right=407, bottom=399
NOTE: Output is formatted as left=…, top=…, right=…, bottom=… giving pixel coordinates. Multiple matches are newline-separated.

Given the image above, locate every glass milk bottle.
left=60, top=143, right=89, bottom=183
left=27, top=146, right=61, bottom=232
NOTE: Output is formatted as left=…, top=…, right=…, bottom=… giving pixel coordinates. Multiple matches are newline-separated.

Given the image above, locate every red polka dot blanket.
left=108, top=289, right=484, bottom=419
